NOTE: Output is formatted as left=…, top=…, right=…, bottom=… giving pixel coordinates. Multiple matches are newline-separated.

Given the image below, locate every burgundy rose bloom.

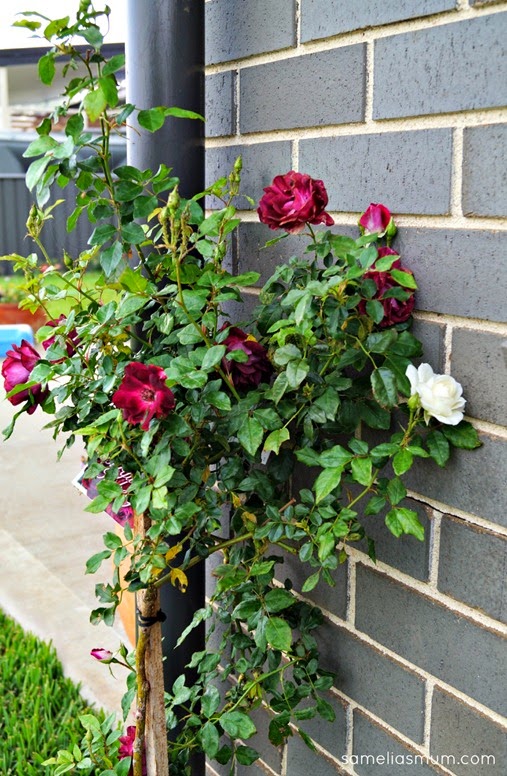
left=358, top=203, right=393, bottom=236
left=257, top=171, right=334, bottom=234
left=112, top=362, right=175, bottom=431
left=90, top=648, right=113, bottom=662
left=222, top=327, right=272, bottom=390
left=1, top=339, right=48, bottom=413
left=42, top=314, right=79, bottom=359
left=359, top=247, right=415, bottom=327
left=118, top=726, right=147, bottom=776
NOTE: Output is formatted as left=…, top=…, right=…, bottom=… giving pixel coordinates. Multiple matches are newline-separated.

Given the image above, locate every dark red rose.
left=358, top=203, right=394, bottom=237
left=359, top=247, right=415, bottom=327
left=112, top=362, right=175, bottom=431
left=118, top=725, right=147, bottom=776
left=1, top=339, right=48, bottom=413
left=42, top=314, right=79, bottom=359
left=257, top=171, right=334, bottom=234
left=222, top=327, right=272, bottom=390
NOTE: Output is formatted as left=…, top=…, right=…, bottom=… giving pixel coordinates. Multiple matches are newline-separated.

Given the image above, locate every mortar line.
left=428, top=509, right=443, bottom=588
left=443, top=322, right=453, bottom=373
left=451, top=126, right=465, bottom=217
left=346, top=556, right=356, bottom=625
left=364, top=41, right=374, bottom=124
left=423, top=679, right=436, bottom=750
left=406, top=488, right=507, bottom=530
left=295, top=0, right=302, bottom=48
left=413, top=311, right=507, bottom=335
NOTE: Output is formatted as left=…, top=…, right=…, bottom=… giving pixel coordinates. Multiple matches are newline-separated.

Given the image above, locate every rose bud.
left=1, top=339, right=48, bottom=413
left=112, top=362, right=175, bottom=431
left=359, top=247, right=415, bottom=327
left=359, top=203, right=396, bottom=238
left=257, top=171, right=334, bottom=234
left=222, top=327, right=272, bottom=390
left=42, top=314, right=79, bottom=359
left=90, top=648, right=113, bottom=662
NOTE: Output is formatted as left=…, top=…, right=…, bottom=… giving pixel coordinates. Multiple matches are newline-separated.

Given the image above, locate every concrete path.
left=0, top=379, right=131, bottom=714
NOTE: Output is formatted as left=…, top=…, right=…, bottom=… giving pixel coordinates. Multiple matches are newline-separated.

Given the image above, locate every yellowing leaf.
left=165, top=543, right=183, bottom=563
left=170, top=568, right=188, bottom=592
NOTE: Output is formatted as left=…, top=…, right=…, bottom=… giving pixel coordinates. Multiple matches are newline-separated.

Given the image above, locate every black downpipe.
left=126, top=2, right=205, bottom=773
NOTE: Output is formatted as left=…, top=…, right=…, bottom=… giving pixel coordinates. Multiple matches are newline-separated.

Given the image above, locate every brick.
left=239, top=47, right=366, bottom=133
left=352, top=710, right=440, bottom=775
left=205, top=0, right=296, bottom=65
left=358, top=498, right=432, bottom=581
left=463, top=124, right=507, bottom=218
left=355, top=565, right=507, bottom=716
left=301, top=0, right=455, bottom=42
left=318, top=620, right=426, bottom=741
left=281, top=550, right=348, bottom=620
left=394, top=228, right=507, bottom=322
left=245, top=706, right=283, bottom=774
left=286, top=735, right=348, bottom=775
left=450, top=329, right=507, bottom=426
left=205, top=141, right=292, bottom=210
left=404, top=431, right=507, bottom=528
left=438, top=516, right=507, bottom=624
left=299, top=130, right=453, bottom=215
left=298, top=692, right=348, bottom=760
left=411, top=319, right=446, bottom=374
left=205, top=72, right=235, bottom=138
left=236, top=764, right=275, bottom=776
left=374, top=15, right=507, bottom=119
left=430, top=688, right=507, bottom=776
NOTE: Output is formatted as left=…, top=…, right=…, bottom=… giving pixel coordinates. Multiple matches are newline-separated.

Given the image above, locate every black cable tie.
left=136, top=608, right=167, bottom=628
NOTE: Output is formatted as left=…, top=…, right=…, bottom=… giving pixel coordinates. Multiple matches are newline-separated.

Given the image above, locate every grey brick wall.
left=205, top=1, right=507, bottom=774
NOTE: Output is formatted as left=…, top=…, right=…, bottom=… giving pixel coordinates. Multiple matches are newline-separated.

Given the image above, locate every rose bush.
left=1, top=5, right=481, bottom=776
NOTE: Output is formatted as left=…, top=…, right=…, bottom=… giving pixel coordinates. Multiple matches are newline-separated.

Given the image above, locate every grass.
left=0, top=271, right=117, bottom=318
left=0, top=609, right=101, bottom=775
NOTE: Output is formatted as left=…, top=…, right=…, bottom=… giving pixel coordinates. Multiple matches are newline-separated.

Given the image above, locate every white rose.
left=405, top=363, right=466, bottom=426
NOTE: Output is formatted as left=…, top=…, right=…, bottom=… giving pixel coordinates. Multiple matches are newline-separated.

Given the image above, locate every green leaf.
left=206, top=391, right=232, bottom=412
left=121, top=222, right=145, bottom=244
left=441, top=421, right=481, bottom=450
left=99, top=76, right=119, bottom=108
left=263, top=427, right=290, bottom=455
left=85, top=550, right=111, bottom=574
left=386, top=477, right=406, bottom=505
left=364, top=494, right=387, bottom=515
left=319, top=445, right=351, bottom=468
left=138, top=106, right=166, bottom=132
left=236, top=745, right=259, bottom=766
left=286, top=358, right=309, bottom=388
left=315, top=466, right=344, bottom=503
left=385, top=507, right=425, bottom=541
left=366, top=329, right=398, bottom=354
left=23, top=135, right=58, bottom=158
left=164, top=106, right=204, bottom=121
left=102, top=54, right=126, bottom=76
left=390, top=268, right=417, bottom=289
left=265, top=617, right=292, bottom=651
left=200, top=722, right=220, bottom=758
left=238, top=416, right=264, bottom=456
left=38, top=53, right=55, bottom=85
left=201, top=686, right=221, bottom=718
left=220, top=711, right=257, bottom=740
left=100, top=242, right=124, bottom=277
left=264, top=588, right=295, bottom=613
left=81, top=24, right=103, bottom=48
left=371, top=367, right=398, bottom=408
left=26, top=156, right=51, bottom=191
left=202, top=345, right=226, bottom=372
left=393, top=448, right=414, bottom=475
left=301, top=571, right=320, bottom=593
left=83, top=89, right=107, bottom=123
left=351, top=457, right=373, bottom=486
left=427, top=430, right=450, bottom=467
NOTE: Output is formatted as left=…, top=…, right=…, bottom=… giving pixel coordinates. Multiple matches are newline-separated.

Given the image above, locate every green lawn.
left=0, top=609, right=102, bottom=775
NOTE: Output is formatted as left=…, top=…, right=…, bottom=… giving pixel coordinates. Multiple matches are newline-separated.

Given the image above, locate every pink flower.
left=257, top=171, right=334, bottom=234
left=222, top=327, right=272, bottom=390
left=112, top=363, right=175, bottom=431
left=358, top=203, right=394, bottom=237
left=90, top=648, right=113, bottom=662
left=42, top=314, right=79, bottom=359
left=359, top=247, right=415, bottom=327
left=118, top=726, right=147, bottom=776
left=1, top=339, right=48, bottom=413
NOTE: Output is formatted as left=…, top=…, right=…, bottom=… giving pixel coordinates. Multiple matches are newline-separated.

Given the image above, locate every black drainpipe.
left=126, top=2, right=205, bottom=773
